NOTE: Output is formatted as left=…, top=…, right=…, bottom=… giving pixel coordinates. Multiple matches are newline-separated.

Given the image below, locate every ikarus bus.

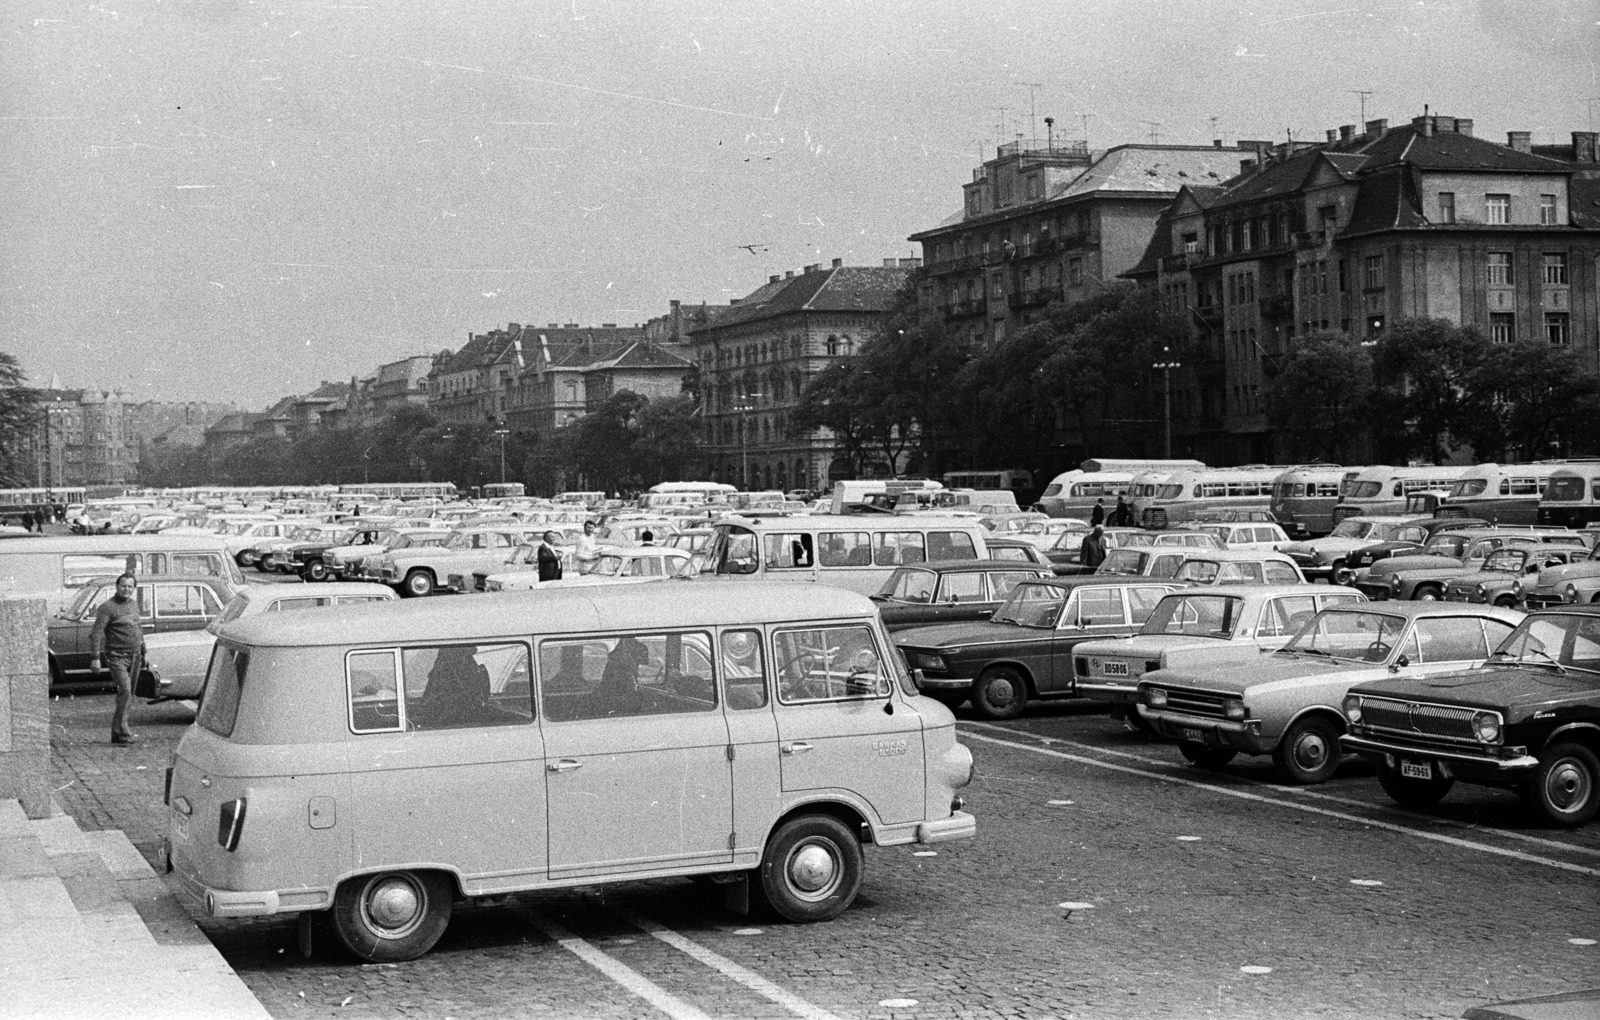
left=1036, top=458, right=1205, bottom=521
left=1131, top=465, right=1287, bottom=529
left=1269, top=464, right=1354, bottom=537
left=1440, top=461, right=1597, bottom=525
left=1331, top=465, right=1466, bottom=524
left=1537, top=462, right=1600, bottom=529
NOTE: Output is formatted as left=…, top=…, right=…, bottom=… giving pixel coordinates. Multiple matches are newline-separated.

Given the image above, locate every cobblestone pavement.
left=47, top=690, right=1600, bottom=1020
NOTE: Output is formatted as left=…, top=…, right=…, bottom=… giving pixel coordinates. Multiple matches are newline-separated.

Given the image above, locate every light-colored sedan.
left=143, top=582, right=398, bottom=700
left=481, top=545, right=693, bottom=592
left=1136, top=602, right=1524, bottom=784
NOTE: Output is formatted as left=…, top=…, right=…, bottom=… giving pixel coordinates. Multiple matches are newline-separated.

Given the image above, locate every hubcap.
left=787, top=841, right=839, bottom=897
left=364, top=875, right=424, bottom=936
left=1294, top=732, right=1329, bottom=770
left=987, top=676, right=1018, bottom=707
left=1546, top=759, right=1592, bottom=813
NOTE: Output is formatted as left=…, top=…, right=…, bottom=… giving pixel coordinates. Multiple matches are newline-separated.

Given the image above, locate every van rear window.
left=197, top=646, right=249, bottom=738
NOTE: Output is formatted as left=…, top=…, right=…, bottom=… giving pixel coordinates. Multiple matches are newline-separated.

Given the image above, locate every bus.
left=480, top=482, right=526, bottom=500
left=338, top=483, right=459, bottom=502
left=1036, top=459, right=1205, bottom=521
left=1268, top=465, right=1353, bottom=537
left=1330, top=465, right=1466, bottom=525
left=1130, top=465, right=1287, bottom=529
left=0, top=486, right=87, bottom=519
left=941, top=470, right=1033, bottom=504
left=702, top=514, right=991, bottom=594
left=1438, top=461, right=1593, bottom=526
left=1537, top=462, right=1600, bottom=529
left=639, top=481, right=737, bottom=510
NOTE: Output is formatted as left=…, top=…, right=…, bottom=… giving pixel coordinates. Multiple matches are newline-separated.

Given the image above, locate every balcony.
left=944, top=299, right=988, bottom=319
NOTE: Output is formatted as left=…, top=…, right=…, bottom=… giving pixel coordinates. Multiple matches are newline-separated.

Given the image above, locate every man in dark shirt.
left=89, top=573, right=145, bottom=744
left=537, top=531, right=564, bottom=582
left=1079, top=525, right=1108, bottom=570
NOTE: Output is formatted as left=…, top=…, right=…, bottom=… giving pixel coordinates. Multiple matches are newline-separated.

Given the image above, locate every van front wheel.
left=759, top=814, right=863, bottom=923
left=332, top=870, right=452, bottom=962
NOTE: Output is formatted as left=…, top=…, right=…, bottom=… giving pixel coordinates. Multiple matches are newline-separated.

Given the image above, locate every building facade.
left=690, top=259, right=913, bottom=491
left=23, top=388, right=141, bottom=489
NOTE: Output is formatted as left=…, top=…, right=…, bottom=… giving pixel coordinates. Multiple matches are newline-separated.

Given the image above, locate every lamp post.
left=732, top=393, right=763, bottom=490
left=1152, top=346, right=1182, bottom=458
left=494, top=425, right=511, bottom=484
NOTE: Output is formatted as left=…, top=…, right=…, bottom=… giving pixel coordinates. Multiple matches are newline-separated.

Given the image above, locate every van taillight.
left=218, top=799, right=247, bottom=852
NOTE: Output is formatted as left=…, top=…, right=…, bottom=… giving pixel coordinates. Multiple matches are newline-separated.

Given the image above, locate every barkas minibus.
left=1330, top=464, right=1466, bottom=525
left=1036, top=458, right=1205, bottom=521
left=701, top=514, right=991, bottom=594
left=1130, top=465, right=1286, bottom=529
left=166, top=584, right=976, bottom=962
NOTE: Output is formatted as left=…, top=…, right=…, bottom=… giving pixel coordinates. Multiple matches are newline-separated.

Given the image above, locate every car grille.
left=1354, top=581, right=1392, bottom=600
left=1356, top=697, right=1478, bottom=743
left=1150, top=687, right=1228, bottom=719
left=1523, top=592, right=1567, bottom=610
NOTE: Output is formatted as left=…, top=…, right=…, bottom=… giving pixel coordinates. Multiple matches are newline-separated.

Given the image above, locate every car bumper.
left=914, top=673, right=972, bottom=692
left=1139, top=709, right=1273, bottom=754
left=1339, top=733, right=1540, bottom=774
left=1075, top=680, right=1140, bottom=704
left=915, top=810, right=976, bottom=844
left=169, top=860, right=332, bottom=917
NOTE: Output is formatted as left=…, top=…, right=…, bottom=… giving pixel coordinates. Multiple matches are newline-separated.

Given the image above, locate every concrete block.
left=32, top=813, right=91, bottom=856
left=0, top=598, right=51, bottom=816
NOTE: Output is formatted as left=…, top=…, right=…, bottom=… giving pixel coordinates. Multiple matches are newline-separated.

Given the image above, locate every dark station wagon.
left=893, top=576, right=1183, bottom=719
left=871, top=559, right=1052, bottom=632
left=47, top=574, right=236, bottom=685
left=1341, top=605, right=1600, bottom=827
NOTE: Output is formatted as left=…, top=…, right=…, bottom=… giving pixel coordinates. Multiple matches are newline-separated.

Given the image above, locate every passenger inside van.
left=408, top=646, right=522, bottom=730
left=591, top=637, right=650, bottom=717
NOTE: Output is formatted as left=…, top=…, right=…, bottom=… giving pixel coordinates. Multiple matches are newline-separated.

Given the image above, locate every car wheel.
left=758, top=814, right=863, bottom=924
left=304, top=559, right=328, bottom=582
left=331, top=870, right=452, bottom=963
left=1330, top=561, right=1353, bottom=586
left=1494, top=596, right=1518, bottom=608
left=1178, top=741, right=1236, bottom=769
left=255, top=556, right=274, bottom=572
left=1377, top=763, right=1453, bottom=808
left=403, top=569, right=435, bottom=598
left=235, top=550, right=254, bottom=567
left=970, top=666, right=1028, bottom=720
left=1522, top=742, right=1599, bottom=828
left=1272, top=716, right=1342, bottom=784
left=1413, top=586, right=1441, bottom=601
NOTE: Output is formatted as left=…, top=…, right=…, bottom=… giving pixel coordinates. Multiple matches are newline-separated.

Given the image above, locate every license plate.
left=1399, top=759, right=1433, bottom=780
left=1181, top=727, right=1205, bottom=743
left=1101, top=660, right=1129, bottom=676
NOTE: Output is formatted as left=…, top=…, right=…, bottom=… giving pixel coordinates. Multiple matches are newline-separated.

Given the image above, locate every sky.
left=4, top=0, right=1598, bottom=411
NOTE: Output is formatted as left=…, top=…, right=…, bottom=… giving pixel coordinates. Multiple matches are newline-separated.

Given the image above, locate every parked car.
left=377, top=526, right=540, bottom=596
left=220, top=518, right=294, bottom=567
left=1137, top=603, right=1522, bottom=784
left=893, top=576, right=1184, bottom=718
left=1519, top=544, right=1600, bottom=609
left=47, top=575, right=237, bottom=686
left=1074, top=584, right=1365, bottom=730
left=1441, top=546, right=1591, bottom=607
left=981, top=536, right=1054, bottom=567
left=142, top=582, right=399, bottom=700
left=476, top=545, right=692, bottom=593
left=1343, top=518, right=1493, bottom=571
left=1193, top=521, right=1292, bottom=551
left=871, top=559, right=1053, bottom=632
left=1094, top=546, right=1191, bottom=580
left=1043, top=527, right=1160, bottom=575
left=1280, top=516, right=1433, bottom=584
left=1170, top=549, right=1307, bottom=586
left=1354, top=531, right=1584, bottom=601
left=283, top=525, right=388, bottom=582
left=351, top=531, right=452, bottom=581
left=257, top=523, right=349, bottom=573
left=1341, top=605, right=1600, bottom=827
left=1190, top=508, right=1303, bottom=538
left=1009, top=518, right=1091, bottom=552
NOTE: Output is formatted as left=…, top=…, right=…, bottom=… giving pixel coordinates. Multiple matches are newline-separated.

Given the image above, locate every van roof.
left=1, top=534, right=231, bottom=553
left=217, top=581, right=877, bottom=648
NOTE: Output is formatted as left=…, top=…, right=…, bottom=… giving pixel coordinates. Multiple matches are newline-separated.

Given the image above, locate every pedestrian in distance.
left=89, top=573, right=145, bottom=745
left=1079, top=524, right=1108, bottom=569
left=537, top=531, right=564, bottom=582
left=1114, top=494, right=1131, bottom=527
left=1090, top=499, right=1105, bottom=527
left=640, top=530, right=655, bottom=546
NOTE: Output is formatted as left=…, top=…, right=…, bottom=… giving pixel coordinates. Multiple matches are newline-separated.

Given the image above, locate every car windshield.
left=991, top=583, right=1064, bottom=628
left=1140, top=593, right=1246, bottom=639
left=1487, top=613, right=1600, bottom=673
left=1282, top=610, right=1407, bottom=663
left=442, top=531, right=471, bottom=550
left=1483, top=549, right=1529, bottom=573
left=879, top=568, right=937, bottom=603
left=1329, top=520, right=1376, bottom=539
left=1098, top=549, right=1146, bottom=575
left=1463, top=539, right=1502, bottom=561
left=1423, top=535, right=1468, bottom=557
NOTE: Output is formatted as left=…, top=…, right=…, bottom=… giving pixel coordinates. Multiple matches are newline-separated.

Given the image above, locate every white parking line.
left=961, top=727, right=1600, bottom=878
left=604, top=900, right=846, bottom=1020
left=517, top=904, right=714, bottom=1020
left=966, top=723, right=1600, bottom=860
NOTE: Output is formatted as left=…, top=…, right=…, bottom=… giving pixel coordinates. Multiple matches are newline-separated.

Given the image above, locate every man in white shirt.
left=574, top=519, right=600, bottom=574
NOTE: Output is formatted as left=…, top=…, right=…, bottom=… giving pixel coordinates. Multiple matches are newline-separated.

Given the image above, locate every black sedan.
left=893, top=575, right=1184, bottom=719
left=871, top=559, right=1051, bottom=632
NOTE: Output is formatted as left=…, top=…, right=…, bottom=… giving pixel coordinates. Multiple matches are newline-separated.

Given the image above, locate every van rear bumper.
left=915, top=810, right=976, bottom=844
left=170, top=854, right=331, bottom=916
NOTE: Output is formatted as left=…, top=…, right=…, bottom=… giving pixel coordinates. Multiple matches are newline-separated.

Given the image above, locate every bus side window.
left=874, top=531, right=926, bottom=566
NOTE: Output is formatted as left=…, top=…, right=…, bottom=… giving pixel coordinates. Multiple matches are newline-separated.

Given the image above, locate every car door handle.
left=546, top=759, right=583, bottom=773
left=781, top=742, right=814, bottom=755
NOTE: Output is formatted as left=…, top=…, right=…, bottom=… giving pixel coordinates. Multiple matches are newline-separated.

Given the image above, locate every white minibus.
left=828, top=478, right=944, bottom=515
left=166, top=584, right=976, bottom=962
left=1268, top=464, right=1353, bottom=537
left=1442, top=461, right=1591, bottom=526
left=1536, top=463, right=1600, bottom=530
left=1131, top=465, right=1286, bottom=529
left=703, top=515, right=990, bottom=594
left=1331, top=465, right=1466, bottom=524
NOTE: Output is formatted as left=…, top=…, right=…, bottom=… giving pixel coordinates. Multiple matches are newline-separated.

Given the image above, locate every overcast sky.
left=4, top=0, right=1596, bottom=411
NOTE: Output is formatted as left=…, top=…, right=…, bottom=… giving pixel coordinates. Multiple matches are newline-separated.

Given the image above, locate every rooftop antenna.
left=1070, top=111, right=1093, bottom=148
left=1141, top=120, right=1163, bottom=144
left=993, top=108, right=1011, bottom=148
left=1349, top=89, right=1374, bottom=125
left=1017, top=82, right=1044, bottom=142
left=1589, top=97, right=1600, bottom=132
left=1208, top=116, right=1222, bottom=144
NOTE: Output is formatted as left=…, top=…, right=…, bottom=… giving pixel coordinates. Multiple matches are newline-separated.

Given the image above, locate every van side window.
left=762, top=533, right=814, bottom=568
left=928, top=531, right=978, bottom=560
left=1126, top=586, right=1170, bottom=624
left=1263, top=562, right=1301, bottom=584
left=721, top=629, right=768, bottom=710
left=774, top=625, right=886, bottom=703
left=154, top=584, right=220, bottom=619
left=818, top=532, right=872, bottom=567
left=540, top=633, right=717, bottom=722
left=197, top=646, right=249, bottom=738
left=63, top=553, right=139, bottom=588
left=874, top=531, right=927, bottom=566
left=404, top=643, right=533, bottom=730
left=348, top=650, right=401, bottom=732
left=171, top=553, right=221, bottom=578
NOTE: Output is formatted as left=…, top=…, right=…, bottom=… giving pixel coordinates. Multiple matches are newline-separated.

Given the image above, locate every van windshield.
left=197, top=645, right=249, bottom=737
left=710, top=526, right=759, bottom=575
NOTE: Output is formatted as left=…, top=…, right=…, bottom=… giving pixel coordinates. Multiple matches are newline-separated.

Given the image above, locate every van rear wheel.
left=758, top=814, right=863, bottom=923
left=331, top=870, right=452, bottom=962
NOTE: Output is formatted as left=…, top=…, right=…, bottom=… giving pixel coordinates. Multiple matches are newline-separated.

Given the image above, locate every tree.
left=633, top=394, right=701, bottom=484
left=1369, top=318, right=1490, bottom=463
left=1456, top=341, right=1600, bottom=460
left=1263, top=330, right=1375, bottom=461
left=0, top=352, right=41, bottom=486
left=860, top=283, right=979, bottom=475
left=792, top=362, right=876, bottom=478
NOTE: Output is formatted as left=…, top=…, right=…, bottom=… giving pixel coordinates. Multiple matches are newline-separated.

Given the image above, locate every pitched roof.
left=1357, top=124, right=1571, bottom=174
left=1570, top=171, right=1600, bottom=229
left=599, top=341, right=695, bottom=371
left=1210, top=149, right=1363, bottom=211
left=700, top=265, right=910, bottom=331
left=1055, top=144, right=1239, bottom=200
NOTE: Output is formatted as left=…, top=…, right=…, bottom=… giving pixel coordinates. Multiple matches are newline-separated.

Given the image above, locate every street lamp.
left=731, top=393, right=764, bottom=490
left=494, top=425, right=511, bottom=484
left=1152, top=346, right=1182, bottom=459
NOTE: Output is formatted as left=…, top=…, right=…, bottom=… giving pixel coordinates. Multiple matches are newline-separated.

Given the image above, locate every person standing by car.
left=573, top=519, right=600, bottom=574
left=1079, top=525, right=1108, bottom=569
left=1114, top=495, right=1131, bottom=527
left=537, top=531, right=564, bottom=582
left=1090, top=499, right=1105, bottom=527
left=88, top=573, right=145, bottom=745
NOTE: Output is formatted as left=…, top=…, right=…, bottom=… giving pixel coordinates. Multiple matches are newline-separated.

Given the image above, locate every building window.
left=1545, top=313, right=1570, bottom=346
left=1363, top=255, right=1384, bottom=289
left=1069, top=258, right=1083, bottom=286
left=1485, top=194, right=1510, bottom=224
left=1543, top=253, right=1568, bottom=285
left=1539, top=194, right=1557, bottom=225
left=1437, top=192, right=1455, bottom=224
left=1338, top=260, right=1349, bottom=292
left=1490, top=312, right=1516, bottom=344
left=1487, top=252, right=1513, bottom=285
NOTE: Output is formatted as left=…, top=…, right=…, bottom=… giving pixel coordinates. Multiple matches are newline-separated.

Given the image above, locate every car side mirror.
left=1389, top=654, right=1409, bottom=672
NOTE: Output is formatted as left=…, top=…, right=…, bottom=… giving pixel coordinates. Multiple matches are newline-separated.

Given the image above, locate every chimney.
left=564, top=323, right=578, bottom=328
left=1213, top=139, right=1223, bottom=148
left=899, top=257, right=922, bottom=268
left=547, top=323, right=559, bottom=328
left=883, top=259, right=896, bottom=268
left=831, top=258, right=842, bottom=269
left=1339, top=124, right=1355, bottom=143
left=601, top=323, right=616, bottom=328
left=785, top=270, right=794, bottom=279
left=1453, top=118, right=1473, bottom=137
left=507, top=323, right=521, bottom=332
left=769, top=275, right=780, bottom=284
left=1507, top=131, right=1532, bottom=153
left=1573, top=131, right=1599, bottom=162
left=1365, top=118, right=1388, bottom=138
left=670, top=299, right=680, bottom=310
left=1326, top=128, right=1339, bottom=143
left=804, top=263, right=820, bottom=273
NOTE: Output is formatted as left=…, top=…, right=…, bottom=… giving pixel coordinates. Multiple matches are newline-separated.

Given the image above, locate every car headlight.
left=1223, top=699, right=1246, bottom=721
left=914, top=652, right=944, bottom=671
left=1342, top=695, right=1362, bottom=724
left=1511, top=580, right=1523, bottom=596
left=1472, top=710, right=1501, bottom=743
left=1474, top=583, right=1486, bottom=596
left=1143, top=687, right=1167, bottom=709
left=1564, top=583, right=1578, bottom=602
